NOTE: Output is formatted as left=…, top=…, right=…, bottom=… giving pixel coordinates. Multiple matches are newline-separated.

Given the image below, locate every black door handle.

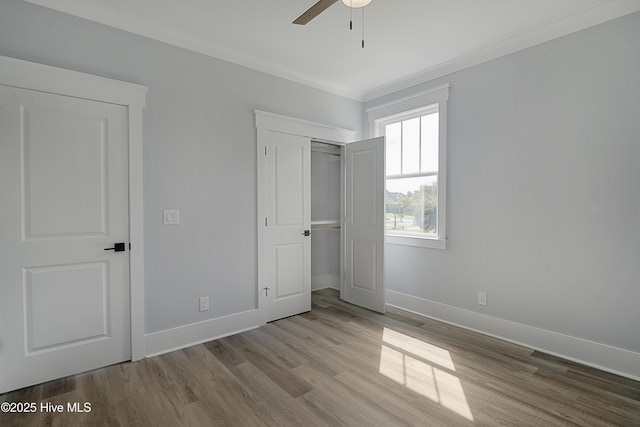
left=302, top=230, right=310, bottom=236
left=104, top=242, right=126, bottom=252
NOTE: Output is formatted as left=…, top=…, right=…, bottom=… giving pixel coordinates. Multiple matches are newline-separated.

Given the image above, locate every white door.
left=0, top=85, right=130, bottom=393
left=262, top=131, right=311, bottom=322
left=343, top=137, right=386, bottom=313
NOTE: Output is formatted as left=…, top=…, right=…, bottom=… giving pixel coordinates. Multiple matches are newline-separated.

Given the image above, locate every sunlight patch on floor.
left=379, top=328, right=474, bottom=421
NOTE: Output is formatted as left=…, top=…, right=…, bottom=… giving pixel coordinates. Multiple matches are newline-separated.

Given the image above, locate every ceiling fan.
left=293, top=0, right=372, bottom=25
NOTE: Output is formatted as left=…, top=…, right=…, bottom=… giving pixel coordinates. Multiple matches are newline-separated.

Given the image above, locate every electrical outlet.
left=477, top=291, right=487, bottom=306
left=199, top=296, right=209, bottom=312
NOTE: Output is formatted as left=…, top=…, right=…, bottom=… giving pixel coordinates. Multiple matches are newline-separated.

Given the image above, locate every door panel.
left=275, top=243, right=305, bottom=298
left=25, top=262, right=110, bottom=353
left=0, top=85, right=130, bottom=393
left=351, top=240, right=377, bottom=291
left=275, top=143, right=305, bottom=226
left=23, top=105, right=109, bottom=238
left=344, top=137, right=385, bottom=313
left=352, top=149, right=377, bottom=226
left=263, top=131, right=311, bottom=322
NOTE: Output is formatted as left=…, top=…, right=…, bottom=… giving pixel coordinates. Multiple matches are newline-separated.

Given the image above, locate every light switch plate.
left=163, top=209, right=180, bottom=225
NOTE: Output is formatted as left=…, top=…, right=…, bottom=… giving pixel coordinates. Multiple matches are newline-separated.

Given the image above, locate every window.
left=367, top=85, right=448, bottom=249
left=380, top=107, right=439, bottom=236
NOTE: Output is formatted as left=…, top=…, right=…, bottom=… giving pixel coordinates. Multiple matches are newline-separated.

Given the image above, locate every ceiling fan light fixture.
left=342, top=0, right=371, bottom=8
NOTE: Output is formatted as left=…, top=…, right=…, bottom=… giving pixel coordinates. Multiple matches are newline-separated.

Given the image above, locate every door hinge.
left=265, top=217, right=268, bottom=227
left=264, top=146, right=267, bottom=156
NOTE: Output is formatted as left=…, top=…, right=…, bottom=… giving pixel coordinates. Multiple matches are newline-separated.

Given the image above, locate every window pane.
left=385, top=122, right=401, bottom=176
left=421, top=113, right=439, bottom=173
left=402, top=118, right=420, bottom=174
left=386, top=176, right=438, bottom=235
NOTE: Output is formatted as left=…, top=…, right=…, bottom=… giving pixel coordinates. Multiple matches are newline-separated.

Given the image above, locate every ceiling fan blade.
left=293, top=0, right=339, bottom=25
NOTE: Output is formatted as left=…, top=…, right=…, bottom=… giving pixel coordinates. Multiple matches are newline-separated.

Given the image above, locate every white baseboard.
left=312, top=274, right=340, bottom=291
left=386, top=290, right=640, bottom=381
left=145, top=309, right=260, bottom=357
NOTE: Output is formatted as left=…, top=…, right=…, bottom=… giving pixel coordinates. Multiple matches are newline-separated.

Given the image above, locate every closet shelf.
left=311, top=220, right=340, bottom=225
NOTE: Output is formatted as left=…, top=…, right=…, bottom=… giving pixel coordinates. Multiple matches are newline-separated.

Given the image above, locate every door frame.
left=255, top=110, right=356, bottom=325
left=0, top=55, right=148, bottom=360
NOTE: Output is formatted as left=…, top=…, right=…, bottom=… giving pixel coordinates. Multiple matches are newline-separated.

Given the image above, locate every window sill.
left=386, top=234, right=447, bottom=250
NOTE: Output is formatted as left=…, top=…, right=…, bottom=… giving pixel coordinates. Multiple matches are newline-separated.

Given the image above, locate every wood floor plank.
left=295, top=364, right=410, bottom=427
left=231, top=361, right=328, bottom=427
left=176, top=346, right=272, bottom=427
left=262, top=322, right=341, bottom=377
left=220, top=333, right=314, bottom=398
left=334, top=369, right=470, bottom=426
left=77, top=369, right=120, bottom=426
left=203, top=336, right=246, bottom=369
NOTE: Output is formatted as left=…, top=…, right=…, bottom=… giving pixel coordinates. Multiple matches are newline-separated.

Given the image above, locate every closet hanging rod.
left=310, top=226, right=341, bottom=231
left=311, top=149, right=341, bottom=157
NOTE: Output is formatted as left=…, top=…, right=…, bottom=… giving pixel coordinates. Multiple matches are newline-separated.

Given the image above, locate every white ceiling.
left=24, top=0, right=640, bottom=101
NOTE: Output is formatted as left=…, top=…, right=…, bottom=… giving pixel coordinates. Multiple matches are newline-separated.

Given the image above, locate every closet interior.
left=310, top=141, right=342, bottom=291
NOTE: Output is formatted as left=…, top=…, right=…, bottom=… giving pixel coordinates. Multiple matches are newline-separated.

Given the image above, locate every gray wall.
left=367, top=11, right=640, bottom=353
left=0, top=0, right=363, bottom=333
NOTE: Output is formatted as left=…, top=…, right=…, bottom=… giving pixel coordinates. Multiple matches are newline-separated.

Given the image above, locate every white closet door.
left=0, top=85, right=130, bottom=393
left=262, top=131, right=311, bottom=322
left=343, top=137, right=386, bottom=313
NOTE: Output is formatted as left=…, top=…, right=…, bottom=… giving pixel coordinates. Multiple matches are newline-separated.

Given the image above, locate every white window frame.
left=367, top=84, right=449, bottom=250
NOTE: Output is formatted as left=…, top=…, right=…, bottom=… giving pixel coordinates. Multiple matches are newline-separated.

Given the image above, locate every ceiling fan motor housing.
left=342, top=0, right=372, bottom=8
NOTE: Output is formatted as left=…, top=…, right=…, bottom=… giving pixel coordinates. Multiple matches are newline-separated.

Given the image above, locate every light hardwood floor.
left=2, top=289, right=639, bottom=426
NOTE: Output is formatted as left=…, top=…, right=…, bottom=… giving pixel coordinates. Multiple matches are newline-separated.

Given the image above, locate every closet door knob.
left=302, top=230, right=310, bottom=236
